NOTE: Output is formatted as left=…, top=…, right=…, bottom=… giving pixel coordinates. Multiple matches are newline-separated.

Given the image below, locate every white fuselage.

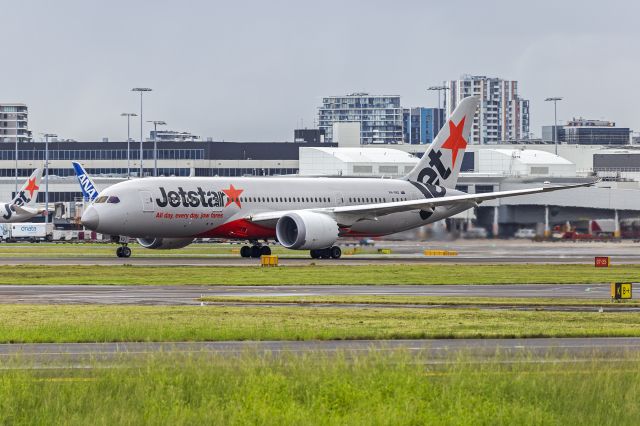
left=83, top=176, right=474, bottom=240
left=0, top=203, right=38, bottom=223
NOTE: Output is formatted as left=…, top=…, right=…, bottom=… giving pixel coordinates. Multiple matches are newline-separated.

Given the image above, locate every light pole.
left=545, top=97, right=563, bottom=156
left=14, top=138, right=18, bottom=195
left=120, top=113, right=137, bottom=178
left=147, top=120, right=166, bottom=177
left=427, top=85, right=450, bottom=140
left=43, top=133, right=57, bottom=223
left=131, top=88, right=152, bottom=177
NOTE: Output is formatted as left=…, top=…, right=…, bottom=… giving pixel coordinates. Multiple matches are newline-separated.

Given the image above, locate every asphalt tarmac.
left=1, top=338, right=639, bottom=367
left=0, top=284, right=613, bottom=305
left=0, top=240, right=637, bottom=265
left=1, top=255, right=637, bottom=265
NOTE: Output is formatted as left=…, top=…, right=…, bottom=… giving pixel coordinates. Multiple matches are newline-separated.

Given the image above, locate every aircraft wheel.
left=122, top=246, right=132, bottom=258
left=260, top=246, right=271, bottom=256
left=240, top=246, right=251, bottom=258
left=310, top=249, right=320, bottom=259
left=250, top=245, right=261, bottom=258
left=320, top=248, right=331, bottom=259
left=116, top=246, right=124, bottom=258
left=330, top=246, right=342, bottom=259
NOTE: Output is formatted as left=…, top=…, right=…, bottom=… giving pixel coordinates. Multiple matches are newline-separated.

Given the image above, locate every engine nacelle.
left=276, top=211, right=339, bottom=250
left=137, top=237, right=194, bottom=250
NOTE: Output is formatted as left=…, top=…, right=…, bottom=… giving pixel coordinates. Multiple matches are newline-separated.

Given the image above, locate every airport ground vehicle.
left=464, top=227, right=488, bottom=239
left=514, top=228, right=536, bottom=239
left=79, top=97, right=591, bottom=258
left=1, top=223, right=53, bottom=242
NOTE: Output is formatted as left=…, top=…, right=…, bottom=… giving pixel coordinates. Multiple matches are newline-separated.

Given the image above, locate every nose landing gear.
left=116, top=245, right=131, bottom=258
left=112, top=235, right=132, bottom=258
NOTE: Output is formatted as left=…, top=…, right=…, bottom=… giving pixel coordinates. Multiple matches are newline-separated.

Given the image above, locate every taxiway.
left=0, top=284, right=614, bottom=305
left=1, top=338, right=639, bottom=367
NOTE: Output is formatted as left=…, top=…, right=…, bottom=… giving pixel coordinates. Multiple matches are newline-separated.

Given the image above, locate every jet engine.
left=137, top=237, right=194, bottom=250
left=276, top=211, right=339, bottom=250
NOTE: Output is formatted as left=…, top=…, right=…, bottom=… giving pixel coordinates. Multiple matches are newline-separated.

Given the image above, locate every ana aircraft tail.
left=11, top=168, right=42, bottom=206
left=404, top=96, right=479, bottom=188
left=72, top=162, right=99, bottom=201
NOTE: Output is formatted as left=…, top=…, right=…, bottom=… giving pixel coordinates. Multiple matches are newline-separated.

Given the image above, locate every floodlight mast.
left=131, top=88, right=152, bottom=176
left=545, top=97, right=563, bottom=155
left=147, top=120, right=166, bottom=176
left=121, top=113, right=138, bottom=178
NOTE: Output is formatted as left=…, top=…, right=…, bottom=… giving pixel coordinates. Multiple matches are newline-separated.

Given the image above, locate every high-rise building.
left=0, top=103, right=31, bottom=143
left=403, top=107, right=445, bottom=144
left=542, top=118, right=630, bottom=145
left=446, top=75, right=529, bottom=144
left=318, top=93, right=404, bottom=144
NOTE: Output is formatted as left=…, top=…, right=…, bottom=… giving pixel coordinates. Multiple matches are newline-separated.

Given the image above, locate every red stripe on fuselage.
left=196, top=219, right=276, bottom=239
left=195, top=220, right=384, bottom=241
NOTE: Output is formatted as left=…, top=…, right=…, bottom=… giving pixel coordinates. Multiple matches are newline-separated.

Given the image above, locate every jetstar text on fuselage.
left=2, top=191, right=31, bottom=220
left=156, top=187, right=227, bottom=208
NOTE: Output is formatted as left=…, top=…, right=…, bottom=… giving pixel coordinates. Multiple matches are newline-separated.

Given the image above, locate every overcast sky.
left=3, top=0, right=638, bottom=141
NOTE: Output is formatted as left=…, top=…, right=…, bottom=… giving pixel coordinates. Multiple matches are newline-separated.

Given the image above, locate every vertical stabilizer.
left=12, top=168, right=42, bottom=206
left=403, top=96, right=479, bottom=188
left=72, top=162, right=99, bottom=201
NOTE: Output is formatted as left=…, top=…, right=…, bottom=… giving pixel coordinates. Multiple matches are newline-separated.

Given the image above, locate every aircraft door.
left=334, top=192, right=345, bottom=206
left=140, top=191, right=155, bottom=212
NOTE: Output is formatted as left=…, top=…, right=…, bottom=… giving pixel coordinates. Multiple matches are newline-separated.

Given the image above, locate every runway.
left=0, top=284, right=614, bottom=305
left=1, top=338, right=639, bottom=367
left=1, top=255, right=639, bottom=266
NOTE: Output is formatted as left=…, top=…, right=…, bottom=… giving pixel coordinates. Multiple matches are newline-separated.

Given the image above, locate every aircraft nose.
left=81, top=206, right=99, bottom=230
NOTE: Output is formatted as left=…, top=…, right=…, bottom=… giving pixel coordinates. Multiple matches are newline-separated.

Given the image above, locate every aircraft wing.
left=247, top=182, right=595, bottom=226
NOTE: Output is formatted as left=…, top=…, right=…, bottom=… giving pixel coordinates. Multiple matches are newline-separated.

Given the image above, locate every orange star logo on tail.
left=24, top=177, right=39, bottom=199
left=222, top=184, right=244, bottom=208
left=441, top=116, right=467, bottom=168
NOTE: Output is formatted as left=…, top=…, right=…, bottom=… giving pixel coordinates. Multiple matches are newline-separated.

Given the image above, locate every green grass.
left=0, top=263, right=638, bottom=285
left=200, top=294, right=637, bottom=306
left=1, top=353, right=639, bottom=425
left=1, top=304, right=640, bottom=343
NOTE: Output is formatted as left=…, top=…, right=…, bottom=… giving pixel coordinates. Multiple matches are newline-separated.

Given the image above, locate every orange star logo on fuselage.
left=222, top=184, right=244, bottom=208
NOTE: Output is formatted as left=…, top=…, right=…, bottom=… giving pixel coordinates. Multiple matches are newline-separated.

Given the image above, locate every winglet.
left=72, top=162, right=99, bottom=201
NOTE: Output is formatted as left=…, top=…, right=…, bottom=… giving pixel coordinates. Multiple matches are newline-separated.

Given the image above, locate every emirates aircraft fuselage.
left=86, top=176, right=471, bottom=240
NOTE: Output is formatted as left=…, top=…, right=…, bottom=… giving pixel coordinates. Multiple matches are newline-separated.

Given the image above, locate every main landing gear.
left=310, top=246, right=341, bottom=260
left=240, top=243, right=271, bottom=258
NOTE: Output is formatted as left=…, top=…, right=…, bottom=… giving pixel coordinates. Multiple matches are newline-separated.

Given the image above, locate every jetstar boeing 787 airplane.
left=80, top=97, right=591, bottom=258
left=0, top=168, right=43, bottom=223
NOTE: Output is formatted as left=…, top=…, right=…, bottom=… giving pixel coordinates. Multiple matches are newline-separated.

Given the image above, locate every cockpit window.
left=107, top=196, right=121, bottom=204
left=94, top=196, right=108, bottom=204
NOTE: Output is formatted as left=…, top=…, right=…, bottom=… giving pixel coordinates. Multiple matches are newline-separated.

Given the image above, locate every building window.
left=475, top=185, right=494, bottom=194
